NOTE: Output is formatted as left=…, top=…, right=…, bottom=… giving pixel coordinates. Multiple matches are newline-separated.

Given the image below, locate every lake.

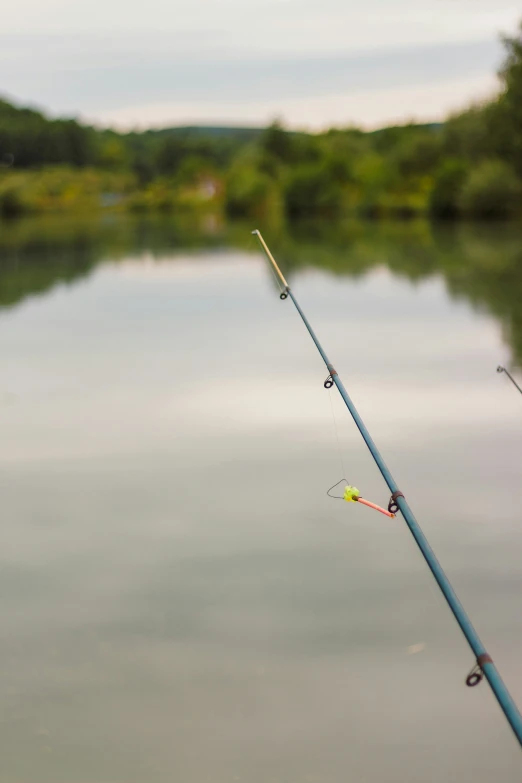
left=0, top=213, right=521, bottom=782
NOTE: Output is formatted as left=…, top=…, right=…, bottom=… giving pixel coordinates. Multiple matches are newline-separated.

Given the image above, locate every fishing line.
left=252, top=228, right=522, bottom=750
left=328, top=386, right=347, bottom=481
left=260, top=232, right=347, bottom=479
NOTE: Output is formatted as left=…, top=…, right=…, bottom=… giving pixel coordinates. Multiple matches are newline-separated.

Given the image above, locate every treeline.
left=1, top=23, right=521, bottom=220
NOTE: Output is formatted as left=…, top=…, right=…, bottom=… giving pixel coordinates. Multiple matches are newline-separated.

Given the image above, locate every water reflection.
left=1, top=213, right=521, bottom=782
left=1, top=215, right=521, bottom=367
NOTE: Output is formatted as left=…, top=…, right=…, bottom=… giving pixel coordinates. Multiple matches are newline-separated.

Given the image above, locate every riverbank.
left=2, top=159, right=522, bottom=222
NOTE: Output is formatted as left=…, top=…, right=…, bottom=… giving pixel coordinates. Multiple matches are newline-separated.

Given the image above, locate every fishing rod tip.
left=251, top=229, right=260, bottom=236
left=497, top=365, right=505, bottom=373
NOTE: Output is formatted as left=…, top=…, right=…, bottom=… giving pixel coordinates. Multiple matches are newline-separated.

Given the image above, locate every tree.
left=459, top=160, right=521, bottom=218
left=225, top=161, right=282, bottom=219
left=429, top=159, right=469, bottom=218
left=260, top=121, right=293, bottom=162
left=284, top=163, right=345, bottom=218
left=498, top=23, right=522, bottom=175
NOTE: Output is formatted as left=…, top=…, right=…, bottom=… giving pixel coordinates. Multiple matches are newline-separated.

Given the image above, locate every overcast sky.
left=2, top=0, right=520, bottom=130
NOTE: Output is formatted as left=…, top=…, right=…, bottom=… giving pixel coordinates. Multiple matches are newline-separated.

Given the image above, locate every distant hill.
left=369, top=122, right=443, bottom=135
left=0, top=94, right=443, bottom=159
left=139, top=126, right=266, bottom=141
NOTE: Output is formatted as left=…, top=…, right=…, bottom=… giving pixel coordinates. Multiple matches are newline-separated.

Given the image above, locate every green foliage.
left=225, top=160, right=282, bottom=219
left=260, top=122, right=294, bottom=162
left=284, top=163, right=346, bottom=218
left=2, top=17, right=522, bottom=219
left=0, top=167, right=134, bottom=217
left=0, top=177, right=27, bottom=217
left=97, top=135, right=130, bottom=170
left=391, top=131, right=443, bottom=178
left=127, top=181, right=176, bottom=212
left=0, top=99, right=97, bottom=167
left=429, top=159, right=469, bottom=218
left=442, top=107, right=496, bottom=162
left=459, top=160, right=522, bottom=218
left=498, top=24, right=522, bottom=175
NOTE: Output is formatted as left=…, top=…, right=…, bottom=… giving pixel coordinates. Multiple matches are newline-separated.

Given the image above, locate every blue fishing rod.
left=252, top=229, right=522, bottom=749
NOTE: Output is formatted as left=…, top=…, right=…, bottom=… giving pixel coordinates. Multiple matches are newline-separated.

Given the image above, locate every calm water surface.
left=0, top=215, right=521, bottom=782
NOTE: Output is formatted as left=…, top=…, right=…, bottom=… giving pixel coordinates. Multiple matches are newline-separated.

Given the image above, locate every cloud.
left=90, top=73, right=500, bottom=131
left=3, top=0, right=519, bottom=49
left=0, top=0, right=517, bottom=127
left=2, top=38, right=503, bottom=128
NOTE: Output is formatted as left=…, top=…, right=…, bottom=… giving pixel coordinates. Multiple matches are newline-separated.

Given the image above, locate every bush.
left=459, top=160, right=522, bottom=218
left=225, top=163, right=282, bottom=219
left=284, top=163, right=345, bottom=218
left=0, top=167, right=134, bottom=216
left=429, top=159, right=469, bottom=218
left=0, top=178, right=28, bottom=217
left=391, top=132, right=443, bottom=178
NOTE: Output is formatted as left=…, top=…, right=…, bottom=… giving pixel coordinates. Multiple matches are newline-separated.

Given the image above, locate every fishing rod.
left=497, top=365, right=522, bottom=396
left=252, top=229, right=522, bottom=749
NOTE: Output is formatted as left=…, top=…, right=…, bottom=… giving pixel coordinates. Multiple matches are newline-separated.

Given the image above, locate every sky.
left=1, top=0, right=520, bottom=130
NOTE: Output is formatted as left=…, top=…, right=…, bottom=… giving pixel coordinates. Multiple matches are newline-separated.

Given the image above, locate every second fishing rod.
left=252, top=228, right=522, bottom=750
